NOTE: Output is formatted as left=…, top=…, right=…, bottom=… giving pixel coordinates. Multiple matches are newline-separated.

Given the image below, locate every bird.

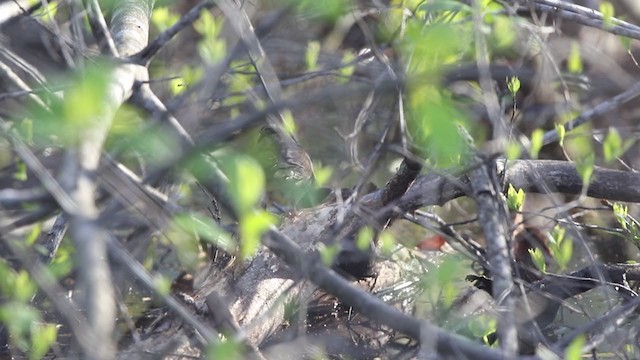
left=258, top=125, right=315, bottom=211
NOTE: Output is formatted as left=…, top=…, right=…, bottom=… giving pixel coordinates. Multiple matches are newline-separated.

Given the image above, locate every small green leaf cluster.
left=548, top=225, right=573, bottom=271
left=151, top=7, right=180, bottom=32
left=194, top=11, right=227, bottom=64
left=613, top=203, right=640, bottom=250
left=0, top=259, right=57, bottom=359
left=218, top=153, right=278, bottom=258
left=506, top=184, right=525, bottom=212
left=603, top=128, right=634, bottom=163
left=30, top=66, right=112, bottom=146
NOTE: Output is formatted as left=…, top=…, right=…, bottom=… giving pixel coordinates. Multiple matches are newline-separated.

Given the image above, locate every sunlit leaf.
left=528, top=248, right=546, bottom=273
left=169, top=76, right=186, bottom=95
left=195, top=12, right=226, bottom=63
left=318, top=243, right=340, bottom=267
left=409, top=86, right=470, bottom=166
left=239, top=210, right=278, bottom=258
left=379, top=231, right=396, bottom=256
left=281, top=110, right=297, bottom=135
left=419, top=0, right=472, bottom=14
left=603, top=127, right=623, bottom=162
left=33, top=1, right=58, bottom=22
left=556, top=234, right=573, bottom=271
left=555, top=123, right=566, bottom=147
left=24, top=223, right=41, bottom=247
left=153, top=275, right=171, bottom=296
left=313, top=163, right=332, bottom=187
left=0, top=302, right=41, bottom=352
left=30, top=322, right=58, bottom=360
left=507, top=76, right=520, bottom=96
left=568, top=42, right=583, bottom=73
left=338, top=51, right=356, bottom=82
left=64, top=66, right=111, bottom=131
left=20, top=119, right=33, bottom=145
left=530, top=129, right=543, bottom=159
left=492, top=16, right=515, bottom=49
left=305, top=41, right=320, bottom=71
left=505, top=142, right=521, bottom=160
left=356, top=227, right=374, bottom=252
left=613, top=203, right=628, bottom=230
left=576, top=153, right=594, bottom=186
left=550, top=225, right=566, bottom=246
left=218, top=154, right=265, bottom=215
left=564, top=335, right=585, bottom=360
left=151, top=7, right=179, bottom=32
left=467, top=315, right=497, bottom=344
left=14, top=271, right=37, bottom=303
left=599, top=2, right=614, bottom=28
left=564, top=126, right=593, bottom=160
left=13, top=161, right=27, bottom=182
left=506, top=184, right=525, bottom=211
left=207, top=339, right=242, bottom=360
left=297, top=0, right=347, bottom=22
left=173, top=213, right=235, bottom=252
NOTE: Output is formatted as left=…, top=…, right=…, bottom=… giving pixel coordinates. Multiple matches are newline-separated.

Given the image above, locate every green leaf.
left=556, top=234, right=573, bottom=271
left=576, top=153, right=595, bottom=186
left=195, top=12, right=226, bottom=63
left=153, top=275, right=171, bottom=296
left=568, top=42, right=583, bottom=73
left=25, top=223, right=41, bottom=247
left=564, top=335, right=585, bottom=360
left=194, top=11, right=218, bottom=39
left=297, top=0, right=347, bottom=22
left=20, top=119, right=33, bottom=145
left=13, top=161, right=27, bottom=182
left=219, top=154, right=265, bottom=215
left=33, top=1, right=58, bottom=22
left=338, top=51, right=356, bottom=82
left=64, top=66, right=111, bottom=131
left=30, top=323, right=58, bottom=360
left=356, top=227, right=374, bottom=252
left=555, top=123, right=566, bottom=147
left=505, top=142, right=521, bottom=160
left=528, top=248, right=546, bottom=273
left=492, top=16, right=516, bottom=49
left=313, top=163, right=332, bottom=187
left=281, top=110, right=298, bottom=135
left=173, top=213, right=235, bottom=253
left=613, top=203, right=628, bottom=229
left=530, top=129, right=544, bottom=159
left=621, top=36, right=632, bottom=51
left=600, top=2, right=614, bottom=29
left=169, top=76, right=186, bottom=95
left=0, top=302, right=41, bottom=352
left=506, top=184, right=525, bottom=211
left=603, top=127, right=623, bottom=162
left=550, top=225, right=566, bottom=246
left=14, top=270, right=37, bottom=302
left=379, top=231, right=396, bottom=256
left=239, top=210, right=277, bottom=258
left=305, top=41, right=320, bottom=71
left=507, top=76, right=520, bottom=96
left=409, top=87, right=470, bottom=166
left=207, top=339, right=242, bottom=360
left=0, top=260, right=15, bottom=296
left=419, top=0, right=472, bottom=14
left=151, top=7, right=180, bottom=32
left=318, top=243, right=340, bottom=267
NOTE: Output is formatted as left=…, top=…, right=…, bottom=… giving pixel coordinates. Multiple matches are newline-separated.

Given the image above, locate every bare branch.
left=469, top=157, right=518, bottom=356
left=132, top=0, right=215, bottom=65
